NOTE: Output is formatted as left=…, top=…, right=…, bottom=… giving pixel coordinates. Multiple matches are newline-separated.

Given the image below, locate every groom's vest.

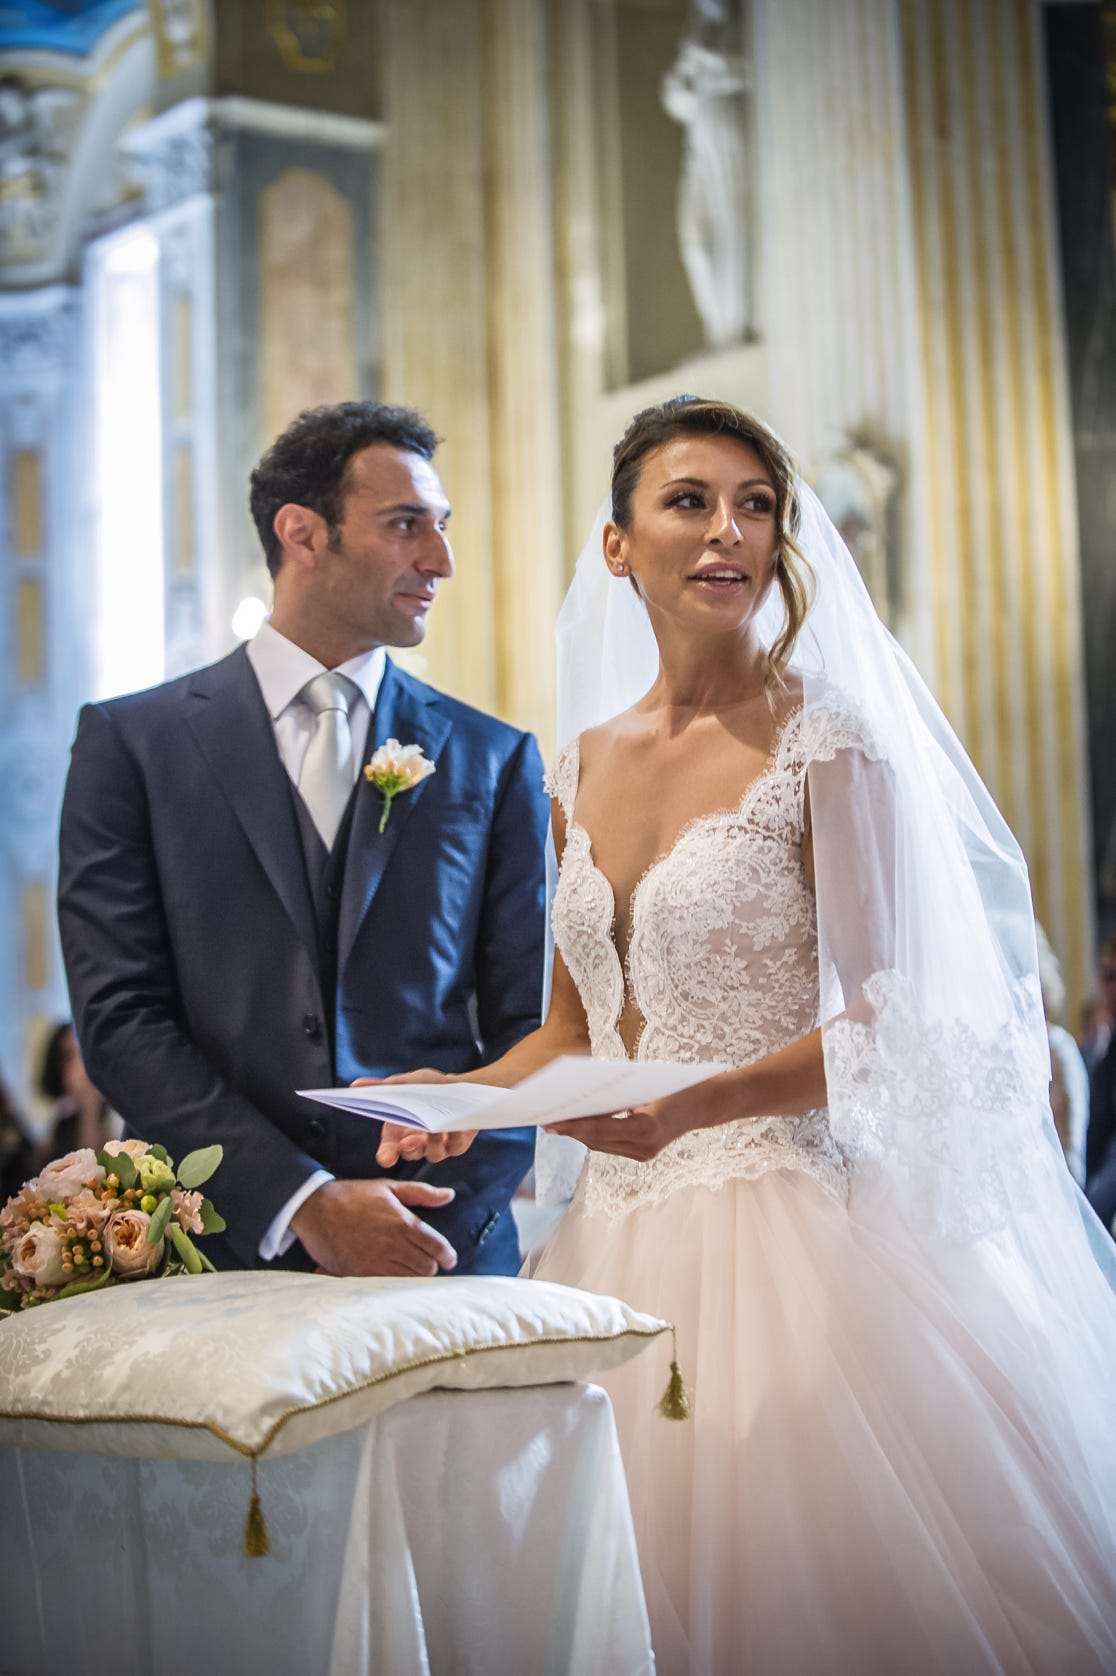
left=288, top=778, right=356, bottom=1064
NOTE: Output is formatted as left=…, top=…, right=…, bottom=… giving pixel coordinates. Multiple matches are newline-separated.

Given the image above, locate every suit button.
left=307, top=1118, right=326, bottom=1143
left=303, top=1014, right=321, bottom=1040
left=474, top=1210, right=500, bottom=1248
left=326, top=884, right=340, bottom=901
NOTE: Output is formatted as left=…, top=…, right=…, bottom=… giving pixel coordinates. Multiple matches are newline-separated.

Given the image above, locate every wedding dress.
left=531, top=692, right=1116, bottom=1674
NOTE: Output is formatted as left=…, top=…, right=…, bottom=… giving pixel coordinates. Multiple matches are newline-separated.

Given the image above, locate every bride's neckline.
left=563, top=704, right=804, bottom=1056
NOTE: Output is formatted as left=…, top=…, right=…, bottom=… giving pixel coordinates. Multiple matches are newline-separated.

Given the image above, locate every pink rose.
left=11, top=1222, right=68, bottom=1288
left=171, top=1189, right=204, bottom=1235
left=104, top=1210, right=164, bottom=1277
left=32, top=1148, right=105, bottom=1202
left=102, top=1139, right=151, bottom=1160
left=67, top=1188, right=110, bottom=1234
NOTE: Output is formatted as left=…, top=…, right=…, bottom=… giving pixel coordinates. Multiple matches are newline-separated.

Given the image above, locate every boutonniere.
left=364, top=739, right=436, bottom=833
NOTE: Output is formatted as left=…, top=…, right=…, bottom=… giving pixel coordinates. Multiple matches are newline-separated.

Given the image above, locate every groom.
left=58, top=402, right=548, bottom=1277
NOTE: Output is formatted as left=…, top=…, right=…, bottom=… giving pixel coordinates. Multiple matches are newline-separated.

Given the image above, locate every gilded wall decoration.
left=10, top=448, right=43, bottom=560
left=0, top=75, right=80, bottom=270
left=266, top=1, right=347, bottom=74
left=149, top=0, right=210, bottom=81
left=16, top=576, right=44, bottom=688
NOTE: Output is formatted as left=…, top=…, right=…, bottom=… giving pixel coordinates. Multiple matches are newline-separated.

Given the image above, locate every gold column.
left=900, top=0, right=1093, bottom=1009
left=378, top=0, right=562, bottom=744
left=378, top=0, right=497, bottom=713
left=480, top=0, right=562, bottom=743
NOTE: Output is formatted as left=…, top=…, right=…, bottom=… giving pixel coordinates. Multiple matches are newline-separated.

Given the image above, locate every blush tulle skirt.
left=529, top=1166, right=1116, bottom=1676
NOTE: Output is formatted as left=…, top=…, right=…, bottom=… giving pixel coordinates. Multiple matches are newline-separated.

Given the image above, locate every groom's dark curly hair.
left=249, top=401, right=441, bottom=578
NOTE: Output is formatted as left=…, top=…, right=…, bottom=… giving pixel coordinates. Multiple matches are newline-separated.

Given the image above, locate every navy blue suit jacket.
left=57, top=647, right=548, bottom=1272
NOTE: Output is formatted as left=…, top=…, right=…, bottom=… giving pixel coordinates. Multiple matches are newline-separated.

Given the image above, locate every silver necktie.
left=297, top=671, right=356, bottom=849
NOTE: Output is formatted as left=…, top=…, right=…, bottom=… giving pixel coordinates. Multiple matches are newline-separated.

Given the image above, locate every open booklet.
left=298, top=1055, right=731, bottom=1133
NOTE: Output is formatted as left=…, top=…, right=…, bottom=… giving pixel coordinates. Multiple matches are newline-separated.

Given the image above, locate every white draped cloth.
left=0, top=1384, right=653, bottom=1676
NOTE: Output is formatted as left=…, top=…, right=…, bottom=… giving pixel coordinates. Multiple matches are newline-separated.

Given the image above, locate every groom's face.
left=317, top=443, right=454, bottom=649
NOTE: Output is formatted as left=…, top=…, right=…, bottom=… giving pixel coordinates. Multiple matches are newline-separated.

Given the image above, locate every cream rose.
left=11, top=1222, right=68, bottom=1288
left=104, top=1209, right=164, bottom=1277
left=102, top=1139, right=151, bottom=1160
left=66, top=1188, right=110, bottom=1233
left=364, top=739, right=436, bottom=832
left=32, top=1148, right=105, bottom=1202
left=171, top=1189, right=204, bottom=1235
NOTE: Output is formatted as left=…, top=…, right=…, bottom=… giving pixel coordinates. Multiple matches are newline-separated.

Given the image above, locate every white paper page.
left=297, top=1082, right=504, bottom=1129
left=481, top=1056, right=732, bottom=1129
left=299, top=1057, right=730, bottom=1132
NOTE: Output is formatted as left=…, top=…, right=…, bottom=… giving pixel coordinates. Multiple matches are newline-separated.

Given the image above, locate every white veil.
left=538, top=473, right=1116, bottom=1329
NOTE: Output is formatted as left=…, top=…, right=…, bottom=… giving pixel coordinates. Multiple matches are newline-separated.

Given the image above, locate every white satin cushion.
left=0, top=1271, right=669, bottom=1461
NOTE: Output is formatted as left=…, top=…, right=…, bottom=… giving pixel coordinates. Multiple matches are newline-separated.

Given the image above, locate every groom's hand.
left=290, top=1179, right=458, bottom=1276
left=352, top=1070, right=479, bottom=1169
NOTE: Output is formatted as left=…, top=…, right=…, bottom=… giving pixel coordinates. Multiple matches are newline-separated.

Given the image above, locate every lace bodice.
left=546, top=699, right=879, bottom=1218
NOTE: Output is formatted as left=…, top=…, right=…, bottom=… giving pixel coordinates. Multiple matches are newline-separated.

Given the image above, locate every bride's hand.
left=544, top=1094, right=687, bottom=1162
left=351, top=1071, right=479, bottom=1169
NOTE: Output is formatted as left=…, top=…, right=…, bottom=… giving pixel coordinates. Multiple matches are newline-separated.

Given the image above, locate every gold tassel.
left=658, top=1329, right=692, bottom=1421
left=244, top=1457, right=270, bottom=1557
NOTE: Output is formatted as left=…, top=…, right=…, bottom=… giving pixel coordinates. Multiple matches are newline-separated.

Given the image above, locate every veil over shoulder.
left=532, top=471, right=1116, bottom=1671
left=540, top=477, right=1116, bottom=1303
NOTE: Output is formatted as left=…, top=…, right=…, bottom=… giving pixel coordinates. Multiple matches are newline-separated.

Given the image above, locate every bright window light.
left=88, top=225, right=165, bottom=700
left=231, top=596, right=269, bottom=641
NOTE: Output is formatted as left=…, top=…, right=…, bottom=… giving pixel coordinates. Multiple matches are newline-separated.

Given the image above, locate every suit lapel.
left=185, top=647, right=319, bottom=962
left=338, top=660, right=452, bottom=974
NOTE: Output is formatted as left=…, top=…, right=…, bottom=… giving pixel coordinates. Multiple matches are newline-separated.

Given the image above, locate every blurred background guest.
left=1079, top=931, right=1116, bottom=1073
left=0, top=1074, right=34, bottom=1205
left=37, top=1022, right=118, bottom=1162
left=1037, top=924, right=1089, bottom=1185
left=1086, top=1034, right=1116, bottom=1235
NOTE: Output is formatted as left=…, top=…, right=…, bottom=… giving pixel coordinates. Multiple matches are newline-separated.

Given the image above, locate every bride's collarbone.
left=573, top=725, right=778, bottom=895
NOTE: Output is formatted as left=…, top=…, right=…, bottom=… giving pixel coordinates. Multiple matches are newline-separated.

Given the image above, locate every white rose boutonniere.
left=364, top=739, right=436, bottom=833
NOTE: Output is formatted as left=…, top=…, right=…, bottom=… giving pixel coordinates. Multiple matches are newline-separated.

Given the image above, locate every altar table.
left=0, top=1382, right=654, bottom=1676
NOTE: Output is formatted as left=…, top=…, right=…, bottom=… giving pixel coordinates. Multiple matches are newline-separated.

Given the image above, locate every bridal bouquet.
left=0, top=1138, right=225, bottom=1315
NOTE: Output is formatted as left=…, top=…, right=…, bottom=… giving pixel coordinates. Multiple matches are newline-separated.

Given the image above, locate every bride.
left=376, top=397, right=1116, bottom=1674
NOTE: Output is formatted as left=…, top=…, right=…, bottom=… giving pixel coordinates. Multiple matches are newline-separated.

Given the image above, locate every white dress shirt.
left=246, top=621, right=388, bottom=1260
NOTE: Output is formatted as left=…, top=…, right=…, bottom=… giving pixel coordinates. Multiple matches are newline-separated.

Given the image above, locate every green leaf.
left=48, top=1201, right=68, bottom=1222
left=102, top=1150, right=136, bottom=1190
left=175, top=1145, right=223, bottom=1190
left=196, top=1247, right=217, bottom=1273
left=149, top=1144, right=170, bottom=1164
left=54, top=1267, right=115, bottom=1302
left=168, top=1223, right=203, bottom=1274
left=147, top=1195, right=174, bottom=1243
left=0, top=1285, right=23, bottom=1315
left=198, top=1197, right=226, bottom=1235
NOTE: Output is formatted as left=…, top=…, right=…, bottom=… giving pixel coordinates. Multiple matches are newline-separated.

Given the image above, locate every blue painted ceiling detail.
left=0, top=1, right=143, bottom=56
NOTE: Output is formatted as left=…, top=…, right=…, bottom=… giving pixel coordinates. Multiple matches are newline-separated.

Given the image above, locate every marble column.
left=0, top=288, right=80, bottom=1110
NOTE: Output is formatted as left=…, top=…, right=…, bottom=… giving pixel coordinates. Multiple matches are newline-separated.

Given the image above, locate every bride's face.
left=605, top=433, right=780, bottom=636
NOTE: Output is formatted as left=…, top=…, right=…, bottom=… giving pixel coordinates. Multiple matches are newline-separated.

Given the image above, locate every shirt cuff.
left=259, top=1169, right=334, bottom=1262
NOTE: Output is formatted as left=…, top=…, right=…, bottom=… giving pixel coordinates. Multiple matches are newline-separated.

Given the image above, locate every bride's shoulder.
left=544, top=716, right=634, bottom=815
left=543, top=734, right=581, bottom=816
left=781, top=678, right=885, bottom=768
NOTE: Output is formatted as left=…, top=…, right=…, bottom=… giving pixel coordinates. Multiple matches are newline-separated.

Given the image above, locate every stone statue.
left=661, top=0, right=751, bottom=350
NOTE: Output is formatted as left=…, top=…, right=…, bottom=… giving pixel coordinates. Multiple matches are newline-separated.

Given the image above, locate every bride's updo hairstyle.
left=610, top=395, right=815, bottom=690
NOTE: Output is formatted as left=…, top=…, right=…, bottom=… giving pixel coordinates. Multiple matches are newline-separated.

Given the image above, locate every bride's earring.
left=613, top=563, right=629, bottom=576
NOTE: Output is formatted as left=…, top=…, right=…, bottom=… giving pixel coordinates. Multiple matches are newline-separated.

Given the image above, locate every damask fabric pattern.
left=0, top=1271, right=670, bottom=1460
left=0, top=1385, right=654, bottom=1676
left=546, top=701, right=871, bottom=1218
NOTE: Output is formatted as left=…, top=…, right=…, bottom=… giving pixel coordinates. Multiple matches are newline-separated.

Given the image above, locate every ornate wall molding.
left=117, top=97, right=216, bottom=214
left=0, top=288, right=77, bottom=372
